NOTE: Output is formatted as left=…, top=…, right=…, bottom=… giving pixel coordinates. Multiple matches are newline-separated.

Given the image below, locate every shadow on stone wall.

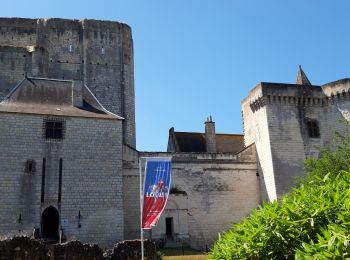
left=0, top=236, right=157, bottom=260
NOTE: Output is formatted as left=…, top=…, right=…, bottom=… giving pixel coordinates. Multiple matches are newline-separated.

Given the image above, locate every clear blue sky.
left=2, top=1, right=350, bottom=151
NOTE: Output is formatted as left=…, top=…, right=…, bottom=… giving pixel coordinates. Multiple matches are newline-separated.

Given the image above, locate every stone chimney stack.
left=205, top=116, right=217, bottom=153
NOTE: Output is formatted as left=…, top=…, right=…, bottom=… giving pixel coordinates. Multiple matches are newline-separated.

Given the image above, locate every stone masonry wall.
left=122, top=145, right=262, bottom=250
left=0, top=236, right=157, bottom=260
left=151, top=194, right=190, bottom=245
left=242, top=86, right=276, bottom=201
left=0, top=18, right=136, bottom=148
left=243, top=80, right=350, bottom=200
left=265, top=101, right=307, bottom=197
left=0, top=112, right=123, bottom=248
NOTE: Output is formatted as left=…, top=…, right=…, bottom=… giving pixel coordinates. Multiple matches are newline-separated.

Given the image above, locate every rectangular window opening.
left=45, top=120, right=64, bottom=140
left=165, top=217, right=173, bottom=238
left=307, top=120, right=320, bottom=138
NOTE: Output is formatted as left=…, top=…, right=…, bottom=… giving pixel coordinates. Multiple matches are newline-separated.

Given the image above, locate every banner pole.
left=139, top=157, right=144, bottom=260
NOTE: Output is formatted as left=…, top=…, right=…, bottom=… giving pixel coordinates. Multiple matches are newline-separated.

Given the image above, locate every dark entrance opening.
left=165, top=217, right=173, bottom=239
left=41, top=206, right=59, bottom=242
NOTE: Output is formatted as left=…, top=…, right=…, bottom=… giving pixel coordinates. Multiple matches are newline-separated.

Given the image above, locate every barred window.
left=45, top=120, right=64, bottom=139
left=307, top=120, right=320, bottom=138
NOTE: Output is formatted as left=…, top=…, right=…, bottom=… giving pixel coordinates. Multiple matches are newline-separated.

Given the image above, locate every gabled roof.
left=0, top=77, right=123, bottom=120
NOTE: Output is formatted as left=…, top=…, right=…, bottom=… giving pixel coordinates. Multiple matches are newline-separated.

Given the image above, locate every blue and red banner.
left=142, top=159, right=171, bottom=229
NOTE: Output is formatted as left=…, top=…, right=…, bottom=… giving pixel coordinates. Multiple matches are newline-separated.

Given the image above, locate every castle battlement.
left=0, top=17, right=130, bottom=31
left=241, top=66, right=350, bottom=201
left=246, top=79, right=350, bottom=113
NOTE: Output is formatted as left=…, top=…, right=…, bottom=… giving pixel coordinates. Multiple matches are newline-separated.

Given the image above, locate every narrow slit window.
left=69, top=44, right=73, bottom=53
left=41, top=158, right=46, bottom=203
left=58, top=158, right=63, bottom=203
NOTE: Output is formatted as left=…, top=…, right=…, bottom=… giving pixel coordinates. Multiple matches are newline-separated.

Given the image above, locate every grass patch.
left=160, top=247, right=206, bottom=256
left=163, top=256, right=208, bottom=260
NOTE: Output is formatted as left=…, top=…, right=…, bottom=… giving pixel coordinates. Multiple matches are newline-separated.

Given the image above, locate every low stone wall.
left=50, top=240, right=105, bottom=260
left=0, top=236, right=46, bottom=260
left=0, top=237, right=156, bottom=260
left=111, top=240, right=156, bottom=260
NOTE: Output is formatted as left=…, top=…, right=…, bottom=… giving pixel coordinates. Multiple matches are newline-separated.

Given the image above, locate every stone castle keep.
left=0, top=18, right=349, bottom=250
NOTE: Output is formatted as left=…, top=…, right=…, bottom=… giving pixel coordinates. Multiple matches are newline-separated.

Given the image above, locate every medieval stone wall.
left=0, top=237, right=157, bottom=260
left=0, top=18, right=135, bottom=148
left=0, top=112, right=124, bottom=247
left=122, top=145, right=262, bottom=250
left=242, top=80, right=350, bottom=200
left=242, top=86, right=277, bottom=201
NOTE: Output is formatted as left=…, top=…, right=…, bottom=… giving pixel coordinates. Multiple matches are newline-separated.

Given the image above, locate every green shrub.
left=156, top=250, right=164, bottom=260
left=211, top=134, right=350, bottom=259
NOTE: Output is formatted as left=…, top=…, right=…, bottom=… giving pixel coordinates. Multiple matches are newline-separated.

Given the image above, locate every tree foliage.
left=211, top=133, right=350, bottom=259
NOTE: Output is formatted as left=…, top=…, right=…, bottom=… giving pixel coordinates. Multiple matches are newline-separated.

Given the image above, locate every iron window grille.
left=44, top=119, right=65, bottom=140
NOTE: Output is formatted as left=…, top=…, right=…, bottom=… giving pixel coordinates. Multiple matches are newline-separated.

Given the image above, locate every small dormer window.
left=307, top=120, right=320, bottom=138
left=25, top=160, right=36, bottom=173
left=44, top=120, right=64, bottom=140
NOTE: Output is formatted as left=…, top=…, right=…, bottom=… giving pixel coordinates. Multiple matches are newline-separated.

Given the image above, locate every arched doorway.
left=41, top=206, right=59, bottom=242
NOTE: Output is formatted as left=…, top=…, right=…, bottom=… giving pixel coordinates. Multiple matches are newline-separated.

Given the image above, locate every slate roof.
left=169, top=130, right=244, bottom=153
left=174, top=132, right=206, bottom=152
left=216, top=134, right=245, bottom=153
left=0, top=77, right=123, bottom=120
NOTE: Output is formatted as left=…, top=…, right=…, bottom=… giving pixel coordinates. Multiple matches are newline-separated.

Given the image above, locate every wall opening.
left=307, top=119, right=320, bottom=138
left=44, top=119, right=64, bottom=140
left=58, top=158, right=63, bottom=202
left=41, top=158, right=46, bottom=203
left=165, top=217, right=173, bottom=239
left=41, top=206, right=59, bottom=242
left=25, top=160, right=36, bottom=173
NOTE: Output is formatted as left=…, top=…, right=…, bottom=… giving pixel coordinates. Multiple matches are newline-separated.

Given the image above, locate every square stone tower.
left=0, top=18, right=135, bottom=148
left=242, top=66, right=350, bottom=201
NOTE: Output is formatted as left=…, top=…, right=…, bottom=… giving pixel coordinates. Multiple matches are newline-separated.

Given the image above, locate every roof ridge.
left=216, top=133, right=243, bottom=136
left=174, top=131, right=243, bottom=136
left=174, top=131, right=204, bottom=134
left=26, top=76, right=73, bottom=83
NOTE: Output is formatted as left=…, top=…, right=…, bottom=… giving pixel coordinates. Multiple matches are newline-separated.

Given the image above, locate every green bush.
left=156, top=250, right=164, bottom=260
left=211, top=134, right=350, bottom=259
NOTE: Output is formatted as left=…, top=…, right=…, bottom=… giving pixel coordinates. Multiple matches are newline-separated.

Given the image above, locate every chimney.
left=205, top=116, right=217, bottom=153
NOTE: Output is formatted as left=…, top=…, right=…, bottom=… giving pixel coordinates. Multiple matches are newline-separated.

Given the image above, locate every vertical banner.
left=142, top=158, right=171, bottom=229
